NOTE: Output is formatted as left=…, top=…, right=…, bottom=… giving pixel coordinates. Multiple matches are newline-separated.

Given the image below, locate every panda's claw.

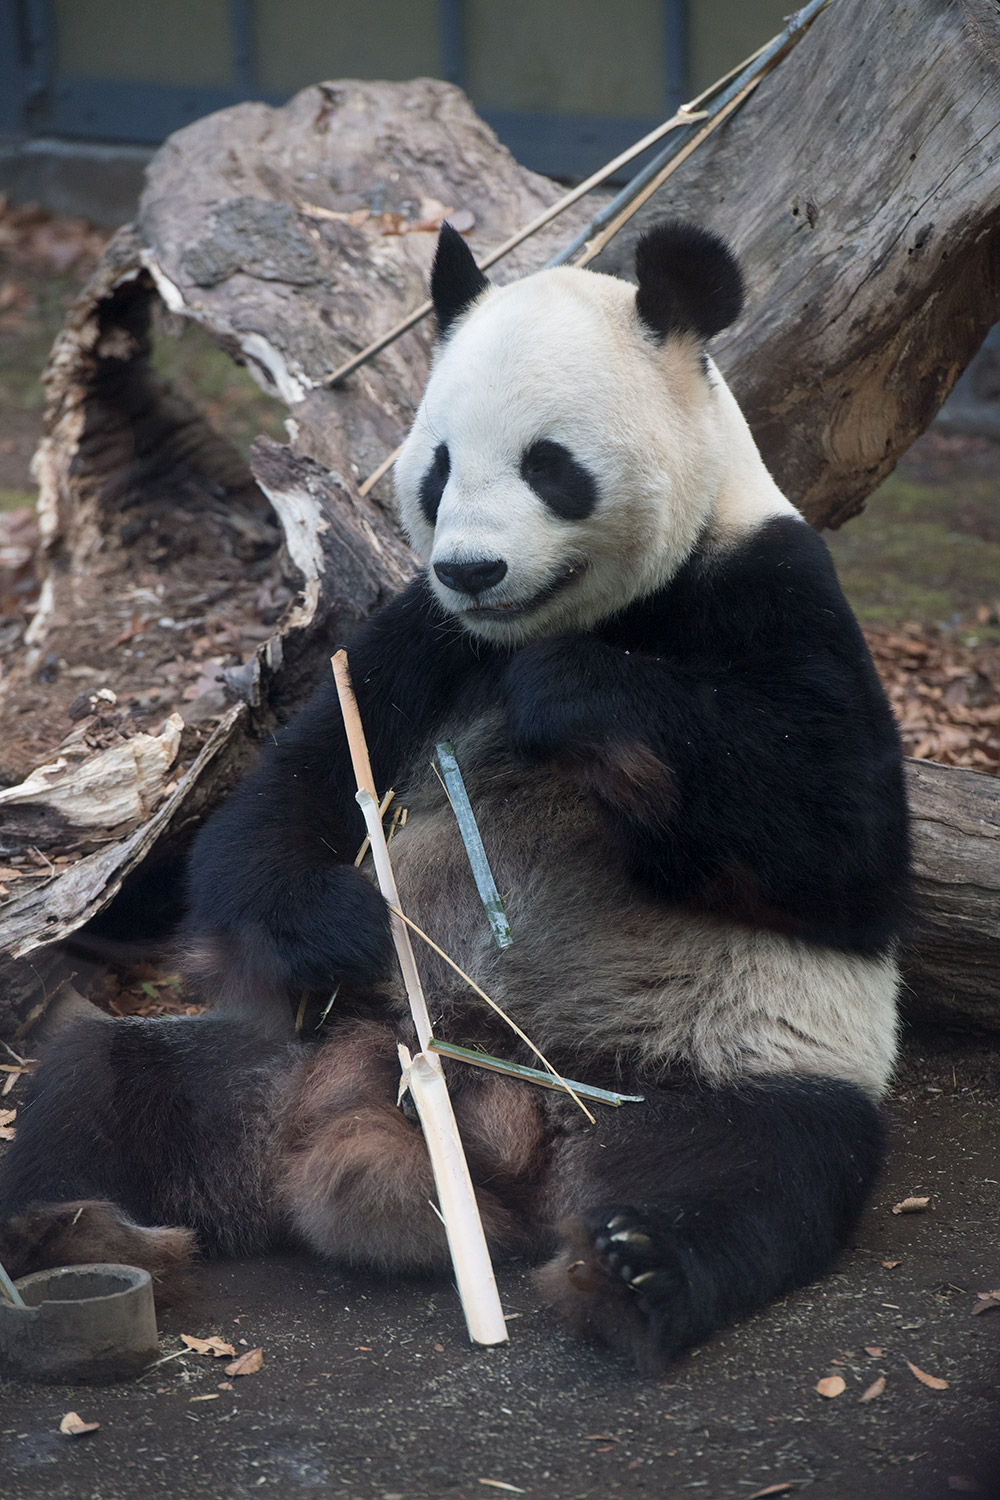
left=585, top=1203, right=672, bottom=1298
left=610, top=1228, right=653, bottom=1248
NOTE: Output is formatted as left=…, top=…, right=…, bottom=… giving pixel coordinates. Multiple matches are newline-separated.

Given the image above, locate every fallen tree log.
left=1, top=9, right=999, bottom=1035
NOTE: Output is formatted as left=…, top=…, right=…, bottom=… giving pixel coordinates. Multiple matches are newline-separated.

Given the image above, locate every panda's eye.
left=419, top=443, right=450, bottom=526
left=520, top=440, right=598, bottom=521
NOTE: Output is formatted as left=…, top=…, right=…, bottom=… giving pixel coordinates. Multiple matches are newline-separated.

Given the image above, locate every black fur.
left=520, top=439, right=599, bottom=520
left=1, top=1014, right=289, bottom=1256
left=181, top=577, right=505, bottom=1027
left=419, top=441, right=450, bottom=525
left=430, top=223, right=489, bottom=337
left=634, top=222, right=745, bottom=342
left=504, top=517, right=910, bottom=953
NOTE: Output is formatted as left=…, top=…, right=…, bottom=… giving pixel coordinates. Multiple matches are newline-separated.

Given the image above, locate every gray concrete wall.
left=0, top=137, right=153, bottom=226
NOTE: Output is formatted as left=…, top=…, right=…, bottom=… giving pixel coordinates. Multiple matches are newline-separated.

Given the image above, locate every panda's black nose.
left=434, top=558, right=508, bottom=596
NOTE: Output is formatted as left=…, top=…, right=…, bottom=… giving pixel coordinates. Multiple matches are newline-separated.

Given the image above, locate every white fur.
left=394, top=266, right=796, bottom=644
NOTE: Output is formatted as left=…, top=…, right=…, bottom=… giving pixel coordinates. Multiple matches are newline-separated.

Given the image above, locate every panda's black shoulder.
left=607, top=515, right=875, bottom=670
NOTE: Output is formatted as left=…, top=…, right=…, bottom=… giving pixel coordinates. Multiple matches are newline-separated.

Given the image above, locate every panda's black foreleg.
left=0, top=1013, right=294, bottom=1297
left=537, top=1074, right=886, bottom=1373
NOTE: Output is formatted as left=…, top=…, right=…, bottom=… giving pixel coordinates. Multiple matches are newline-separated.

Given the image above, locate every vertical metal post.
left=19, top=0, right=54, bottom=124
left=440, top=0, right=465, bottom=89
left=664, top=0, right=689, bottom=114
left=229, top=0, right=257, bottom=96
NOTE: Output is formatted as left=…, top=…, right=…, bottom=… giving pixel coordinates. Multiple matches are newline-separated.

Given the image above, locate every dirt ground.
left=0, top=1027, right=998, bottom=1500
left=1, top=203, right=998, bottom=1500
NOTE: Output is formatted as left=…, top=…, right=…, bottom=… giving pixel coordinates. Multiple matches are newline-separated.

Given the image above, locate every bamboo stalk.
left=324, top=0, right=831, bottom=396
left=574, top=74, right=765, bottom=268
left=330, top=651, right=508, bottom=1346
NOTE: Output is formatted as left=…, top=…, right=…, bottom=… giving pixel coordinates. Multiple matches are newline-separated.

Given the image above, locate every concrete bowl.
left=0, top=1263, right=159, bottom=1383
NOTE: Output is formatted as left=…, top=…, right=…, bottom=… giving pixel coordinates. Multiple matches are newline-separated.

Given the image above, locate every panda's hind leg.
left=277, top=1022, right=548, bottom=1271
left=536, top=1075, right=886, bottom=1373
left=0, top=1012, right=293, bottom=1297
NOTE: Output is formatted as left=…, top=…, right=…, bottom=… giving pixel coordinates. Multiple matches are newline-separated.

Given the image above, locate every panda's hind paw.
left=534, top=1203, right=689, bottom=1373
left=587, top=1203, right=679, bottom=1310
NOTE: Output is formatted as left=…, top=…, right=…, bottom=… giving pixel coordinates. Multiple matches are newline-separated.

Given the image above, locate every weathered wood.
left=593, top=0, right=1000, bottom=530
left=1, top=58, right=999, bottom=1036
left=903, top=760, right=1000, bottom=1029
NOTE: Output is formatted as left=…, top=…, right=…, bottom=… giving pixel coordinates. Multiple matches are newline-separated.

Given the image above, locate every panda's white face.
left=394, top=266, right=727, bottom=645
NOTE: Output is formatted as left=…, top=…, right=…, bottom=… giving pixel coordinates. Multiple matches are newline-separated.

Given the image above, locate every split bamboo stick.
left=330, top=651, right=508, bottom=1346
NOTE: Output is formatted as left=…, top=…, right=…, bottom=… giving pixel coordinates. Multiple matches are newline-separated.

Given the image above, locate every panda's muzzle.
left=446, top=559, right=586, bottom=619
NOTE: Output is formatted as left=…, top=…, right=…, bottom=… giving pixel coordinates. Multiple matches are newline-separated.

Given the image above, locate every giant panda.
left=0, top=222, right=910, bottom=1371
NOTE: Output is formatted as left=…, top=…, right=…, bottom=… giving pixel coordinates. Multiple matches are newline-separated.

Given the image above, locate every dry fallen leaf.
left=59, top=1412, right=100, bottom=1436
left=181, top=1333, right=236, bottom=1358
left=217, top=1381, right=234, bottom=1391
left=583, top=1434, right=619, bottom=1443
left=816, top=1375, right=846, bottom=1398
left=225, top=1346, right=264, bottom=1377
left=860, top=1375, right=887, bottom=1402
left=892, top=1196, right=931, bottom=1215
left=906, top=1359, right=949, bottom=1390
left=882, top=1259, right=903, bottom=1269
left=865, top=1346, right=885, bottom=1357
left=971, top=1290, right=1000, bottom=1315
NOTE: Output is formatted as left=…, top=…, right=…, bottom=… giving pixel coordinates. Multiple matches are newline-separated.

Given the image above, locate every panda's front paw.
left=503, top=636, right=608, bottom=763
left=585, top=1203, right=683, bottom=1312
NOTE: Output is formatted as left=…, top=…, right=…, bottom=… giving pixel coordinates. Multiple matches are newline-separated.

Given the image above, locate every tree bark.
left=1, top=33, right=999, bottom=1035
left=904, top=760, right=1000, bottom=1030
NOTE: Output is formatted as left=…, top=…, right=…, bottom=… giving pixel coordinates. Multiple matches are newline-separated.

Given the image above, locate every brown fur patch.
left=0, top=1200, right=196, bottom=1306
left=179, top=931, right=293, bottom=1035
left=276, top=1023, right=542, bottom=1270
left=558, top=738, right=676, bottom=823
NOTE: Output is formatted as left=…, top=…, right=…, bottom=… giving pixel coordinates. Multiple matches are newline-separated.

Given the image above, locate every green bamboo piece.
left=428, top=1039, right=644, bottom=1107
left=435, top=742, right=513, bottom=949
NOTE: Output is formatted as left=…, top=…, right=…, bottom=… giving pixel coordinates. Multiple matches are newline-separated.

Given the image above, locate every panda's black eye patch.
left=520, top=440, right=598, bottom=521
left=419, top=443, right=450, bottom=526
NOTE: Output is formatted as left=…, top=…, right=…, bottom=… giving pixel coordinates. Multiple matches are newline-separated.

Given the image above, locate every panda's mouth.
left=465, top=561, right=586, bottom=621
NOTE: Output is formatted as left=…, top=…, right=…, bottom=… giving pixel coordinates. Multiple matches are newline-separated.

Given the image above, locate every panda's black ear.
left=634, top=221, right=744, bottom=342
left=430, top=223, right=490, bottom=338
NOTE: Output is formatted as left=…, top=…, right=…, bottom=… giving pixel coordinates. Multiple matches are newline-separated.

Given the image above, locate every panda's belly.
left=378, top=713, right=898, bottom=1100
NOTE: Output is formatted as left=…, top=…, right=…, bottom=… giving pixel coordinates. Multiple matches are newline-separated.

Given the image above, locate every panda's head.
left=394, top=220, right=745, bottom=644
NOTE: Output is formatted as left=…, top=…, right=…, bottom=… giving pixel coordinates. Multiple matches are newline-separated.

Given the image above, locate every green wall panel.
left=465, top=0, right=665, bottom=118
left=689, top=0, right=791, bottom=93
left=254, top=0, right=442, bottom=95
left=55, top=0, right=235, bottom=87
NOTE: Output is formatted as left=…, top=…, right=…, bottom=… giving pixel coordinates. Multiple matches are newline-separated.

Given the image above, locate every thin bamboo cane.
left=324, top=0, right=830, bottom=393
left=323, top=104, right=708, bottom=390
